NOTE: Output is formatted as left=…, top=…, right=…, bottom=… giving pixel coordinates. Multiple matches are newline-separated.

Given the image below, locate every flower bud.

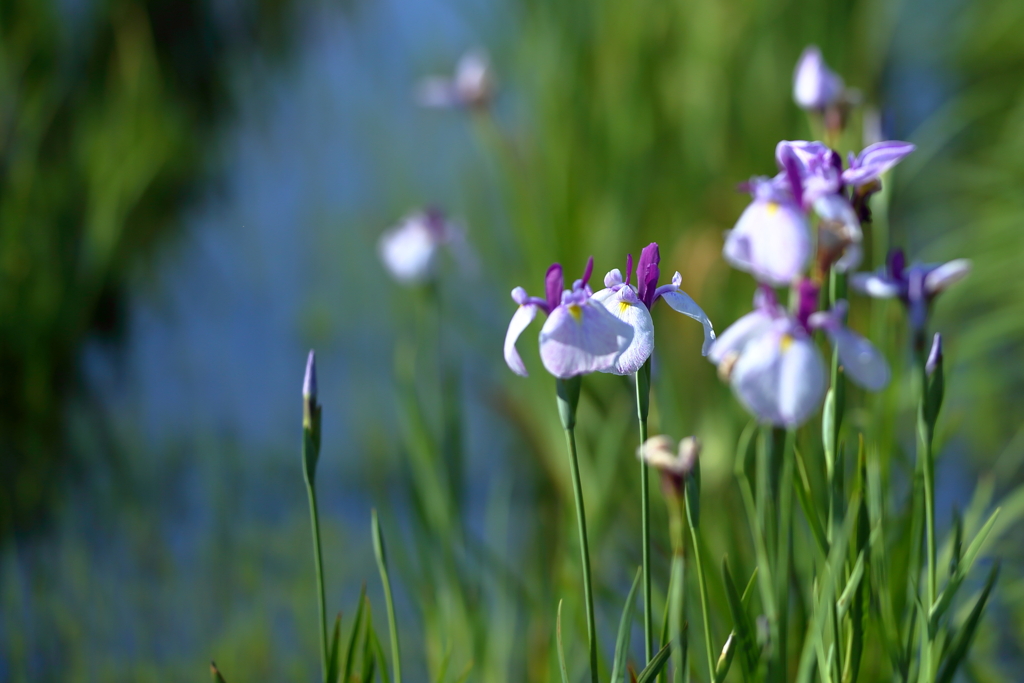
left=925, top=333, right=943, bottom=377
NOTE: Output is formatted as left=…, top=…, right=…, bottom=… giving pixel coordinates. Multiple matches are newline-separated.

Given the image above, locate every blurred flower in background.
left=378, top=208, right=474, bottom=284
left=415, top=50, right=495, bottom=110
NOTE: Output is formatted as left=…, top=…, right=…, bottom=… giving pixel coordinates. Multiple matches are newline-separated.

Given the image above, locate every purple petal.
left=793, top=46, right=845, bottom=110
left=707, top=309, right=773, bottom=365
left=538, top=300, right=633, bottom=378
left=828, top=326, right=890, bottom=390
left=303, top=350, right=317, bottom=399
left=636, top=243, right=661, bottom=308
left=842, top=141, right=916, bottom=186
left=777, top=333, right=827, bottom=426
left=625, top=253, right=634, bottom=286
left=658, top=285, right=716, bottom=356
left=545, top=263, right=564, bottom=312
left=924, top=259, right=971, bottom=295
left=504, top=304, right=539, bottom=376
left=724, top=199, right=811, bottom=286
left=581, top=256, right=594, bottom=287
left=926, top=333, right=943, bottom=376
left=887, top=248, right=906, bottom=280
left=850, top=271, right=901, bottom=299
left=594, top=286, right=655, bottom=375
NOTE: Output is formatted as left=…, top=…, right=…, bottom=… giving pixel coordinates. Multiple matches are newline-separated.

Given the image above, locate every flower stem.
left=636, top=360, right=654, bottom=662
left=304, top=481, right=328, bottom=682
left=916, top=346, right=937, bottom=681
left=557, top=377, right=598, bottom=683
left=667, top=494, right=687, bottom=683
left=372, top=509, right=403, bottom=683
left=686, top=501, right=714, bottom=679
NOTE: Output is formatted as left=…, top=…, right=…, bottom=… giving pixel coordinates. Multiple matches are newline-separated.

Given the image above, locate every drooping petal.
left=850, top=271, right=901, bottom=298
left=594, top=287, right=655, bottom=375
left=777, top=334, right=827, bottom=427
left=793, top=46, right=845, bottom=110
left=539, top=300, right=633, bottom=378
left=724, top=199, right=811, bottom=286
left=924, top=259, right=971, bottom=295
left=827, top=326, right=890, bottom=390
left=603, top=269, right=624, bottom=288
left=504, top=304, right=539, bottom=376
left=707, top=309, right=774, bottom=365
left=730, top=325, right=786, bottom=425
left=658, top=284, right=716, bottom=356
left=842, top=141, right=916, bottom=187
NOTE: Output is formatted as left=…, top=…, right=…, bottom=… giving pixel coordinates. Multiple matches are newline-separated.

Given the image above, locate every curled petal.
left=724, top=199, right=811, bottom=286
left=707, top=309, right=773, bottom=365
left=658, top=288, right=716, bottom=356
left=828, top=326, right=890, bottom=390
left=850, top=271, right=901, bottom=298
left=595, top=287, right=655, bottom=375
left=504, top=304, right=538, bottom=376
left=539, top=301, right=632, bottom=378
left=604, top=268, right=624, bottom=288
left=924, top=259, right=971, bottom=295
left=842, top=141, right=916, bottom=187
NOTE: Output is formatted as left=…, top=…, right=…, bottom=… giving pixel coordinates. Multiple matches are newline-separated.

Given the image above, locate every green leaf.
left=612, top=568, right=644, bottom=683
left=635, top=643, right=672, bottom=683
left=722, top=559, right=757, bottom=679
left=556, top=600, right=570, bottom=683
left=713, top=634, right=736, bottom=683
left=794, top=446, right=829, bottom=558
left=326, top=611, right=343, bottom=683
left=344, top=588, right=368, bottom=683
left=835, top=551, right=865, bottom=621
left=929, top=507, right=1001, bottom=634
left=210, top=661, right=227, bottom=683
left=740, top=567, right=757, bottom=608
left=936, top=564, right=1000, bottom=683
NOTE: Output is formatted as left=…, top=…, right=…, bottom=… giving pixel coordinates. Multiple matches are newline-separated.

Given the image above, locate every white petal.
left=829, top=327, right=890, bottom=390
left=659, top=289, right=716, bottom=356
left=924, top=259, right=971, bottom=295
left=707, top=310, right=773, bottom=365
left=539, top=301, right=632, bottom=378
left=596, top=292, right=655, bottom=375
left=850, top=272, right=900, bottom=298
left=730, top=326, right=786, bottom=425
left=725, top=200, right=811, bottom=287
left=503, top=305, right=538, bottom=376
left=777, top=335, right=827, bottom=427
left=603, top=269, right=624, bottom=288
left=378, top=220, right=438, bottom=283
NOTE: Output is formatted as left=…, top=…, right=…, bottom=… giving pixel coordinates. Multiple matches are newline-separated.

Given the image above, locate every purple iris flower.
left=850, top=248, right=971, bottom=335
left=378, top=208, right=475, bottom=285
left=591, top=243, right=716, bottom=374
left=793, top=46, right=845, bottom=110
left=504, top=258, right=635, bottom=379
left=708, top=283, right=889, bottom=427
left=723, top=178, right=812, bottom=286
left=842, top=141, right=916, bottom=188
left=416, top=50, right=495, bottom=110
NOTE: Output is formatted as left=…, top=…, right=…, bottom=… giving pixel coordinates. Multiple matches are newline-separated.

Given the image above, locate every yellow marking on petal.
left=780, top=333, right=793, bottom=353
left=766, top=202, right=780, bottom=215
left=618, top=301, right=632, bottom=315
left=568, top=304, right=583, bottom=322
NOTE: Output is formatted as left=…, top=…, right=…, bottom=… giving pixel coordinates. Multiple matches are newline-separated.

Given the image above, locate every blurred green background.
left=2, top=0, right=1024, bottom=680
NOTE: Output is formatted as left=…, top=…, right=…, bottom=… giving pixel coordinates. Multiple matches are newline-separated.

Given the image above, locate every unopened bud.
left=303, top=350, right=318, bottom=430
left=715, top=633, right=736, bottom=681
left=925, top=333, right=942, bottom=377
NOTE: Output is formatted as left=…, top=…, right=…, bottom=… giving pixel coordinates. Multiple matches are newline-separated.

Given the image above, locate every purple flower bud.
left=545, top=263, right=564, bottom=312
left=793, top=46, right=845, bottom=110
left=926, top=333, right=943, bottom=376
left=303, top=350, right=317, bottom=400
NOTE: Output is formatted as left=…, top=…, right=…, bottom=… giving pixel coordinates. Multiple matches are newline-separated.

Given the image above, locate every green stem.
left=917, top=349, right=937, bottom=682
left=687, top=512, right=714, bottom=679
left=305, top=482, right=328, bottom=682
left=372, top=510, right=403, bottom=683
left=776, top=430, right=795, bottom=683
left=668, top=493, right=687, bottom=683
left=637, top=360, right=654, bottom=662
left=564, top=425, right=599, bottom=683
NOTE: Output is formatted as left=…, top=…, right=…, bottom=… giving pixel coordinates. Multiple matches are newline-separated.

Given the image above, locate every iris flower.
left=850, top=248, right=971, bottom=335
left=416, top=50, right=495, bottom=110
left=708, top=284, right=889, bottom=427
left=378, top=208, right=473, bottom=285
left=504, top=258, right=634, bottom=379
left=793, top=46, right=845, bottom=111
left=591, top=243, right=715, bottom=374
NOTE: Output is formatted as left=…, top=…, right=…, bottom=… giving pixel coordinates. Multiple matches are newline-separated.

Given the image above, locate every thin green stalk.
left=916, top=348, right=937, bottom=682
left=667, top=492, right=687, bottom=683
left=686, top=514, right=714, bottom=679
left=775, top=430, right=795, bottom=683
left=565, top=425, right=599, bottom=683
left=372, top=510, right=403, bottom=683
left=637, top=359, right=654, bottom=662
left=305, top=482, right=329, bottom=682
left=556, top=376, right=598, bottom=683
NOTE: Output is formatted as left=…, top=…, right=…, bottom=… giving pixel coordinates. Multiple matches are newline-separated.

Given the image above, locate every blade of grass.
left=935, top=564, right=1000, bottom=683
left=372, top=509, right=402, bottom=683
left=557, top=600, right=570, bottom=683
left=636, top=644, right=672, bottom=683
left=612, top=568, right=644, bottom=683
left=326, top=611, right=343, bottom=683
left=344, top=588, right=368, bottom=683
